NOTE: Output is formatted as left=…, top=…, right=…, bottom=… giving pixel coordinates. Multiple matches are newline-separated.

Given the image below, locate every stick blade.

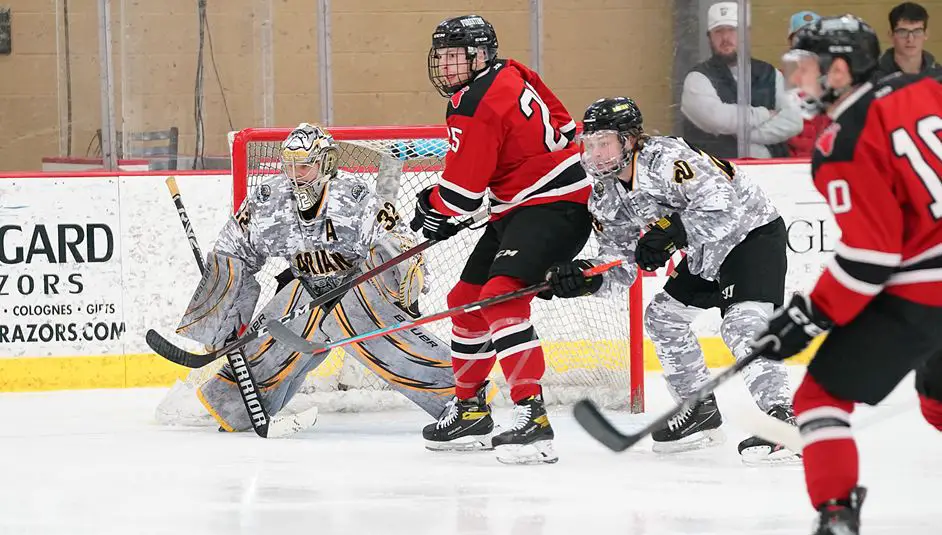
left=267, top=406, right=319, bottom=438
left=266, top=320, right=327, bottom=354
left=573, top=399, right=638, bottom=452
left=145, top=329, right=218, bottom=369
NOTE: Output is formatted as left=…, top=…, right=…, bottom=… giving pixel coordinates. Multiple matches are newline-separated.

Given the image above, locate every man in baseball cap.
left=680, top=1, right=802, bottom=159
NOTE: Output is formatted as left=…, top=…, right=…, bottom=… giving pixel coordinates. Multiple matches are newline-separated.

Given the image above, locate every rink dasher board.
left=0, top=161, right=833, bottom=390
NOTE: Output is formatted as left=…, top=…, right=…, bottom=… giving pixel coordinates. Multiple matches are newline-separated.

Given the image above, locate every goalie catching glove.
left=410, top=186, right=461, bottom=241
left=544, top=259, right=603, bottom=298
left=636, top=212, right=687, bottom=272
left=751, top=293, right=832, bottom=361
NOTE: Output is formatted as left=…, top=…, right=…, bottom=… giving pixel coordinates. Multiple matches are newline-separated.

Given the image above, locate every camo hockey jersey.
left=214, top=172, right=406, bottom=293
left=588, top=136, right=780, bottom=296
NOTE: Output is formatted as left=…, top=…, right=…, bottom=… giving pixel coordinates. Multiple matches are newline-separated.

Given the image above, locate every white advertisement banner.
left=0, top=178, right=125, bottom=356
left=0, top=174, right=231, bottom=358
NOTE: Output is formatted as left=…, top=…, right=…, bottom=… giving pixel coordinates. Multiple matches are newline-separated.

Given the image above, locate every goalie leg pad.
left=197, top=279, right=331, bottom=432
left=176, top=252, right=261, bottom=348
left=320, top=280, right=456, bottom=418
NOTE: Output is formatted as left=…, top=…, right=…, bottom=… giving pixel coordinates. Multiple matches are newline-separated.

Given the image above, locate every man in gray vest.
left=681, top=2, right=802, bottom=159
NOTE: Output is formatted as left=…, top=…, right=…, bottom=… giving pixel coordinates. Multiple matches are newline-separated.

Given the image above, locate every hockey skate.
left=651, top=393, right=725, bottom=453
left=738, top=404, right=802, bottom=466
left=492, top=394, right=558, bottom=465
left=423, top=382, right=495, bottom=451
left=811, top=486, right=866, bottom=535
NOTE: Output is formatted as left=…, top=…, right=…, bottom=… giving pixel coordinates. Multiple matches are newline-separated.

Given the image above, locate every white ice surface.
left=0, top=368, right=937, bottom=535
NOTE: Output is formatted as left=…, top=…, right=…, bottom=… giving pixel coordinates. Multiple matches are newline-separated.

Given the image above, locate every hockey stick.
left=164, top=177, right=317, bottom=438
left=146, top=209, right=489, bottom=369
left=266, top=260, right=625, bottom=355
left=722, top=376, right=922, bottom=454
left=573, top=347, right=771, bottom=452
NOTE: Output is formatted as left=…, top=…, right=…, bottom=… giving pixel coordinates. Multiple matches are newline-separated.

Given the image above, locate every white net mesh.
left=158, top=127, right=641, bottom=423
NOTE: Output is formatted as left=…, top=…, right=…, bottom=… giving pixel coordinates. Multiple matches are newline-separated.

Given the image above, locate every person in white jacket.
left=680, top=2, right=803, bottom=159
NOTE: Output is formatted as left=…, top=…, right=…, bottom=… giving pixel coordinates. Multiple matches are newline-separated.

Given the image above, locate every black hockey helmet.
left=787, top=15, right=880, bottom=105
left=428, top=15, right=499, bottom=97
left=582, top=97, right=644, bottom=138
left=580, top=97, right=644, bottom=179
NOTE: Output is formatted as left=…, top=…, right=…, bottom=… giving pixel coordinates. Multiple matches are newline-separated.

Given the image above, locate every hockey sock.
left=644, top=292, right=711, bottom=398
left=720, top=301, right=791, bottom=411
left=918, top=394, right=942, bottom=431
left=447, top=280, right=496, bottom=399
left=480, top=276, right=545, bottom=402
left=794, top=373, right=858, bottom=508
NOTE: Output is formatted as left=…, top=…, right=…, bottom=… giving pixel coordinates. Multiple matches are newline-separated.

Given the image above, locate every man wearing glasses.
left=874, top=2, right=937, bottom=78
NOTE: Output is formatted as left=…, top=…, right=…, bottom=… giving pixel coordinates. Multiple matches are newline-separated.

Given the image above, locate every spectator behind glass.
left=681, top=2, right=802, bottom=159
left=785, top=10, right=831, bottom=158
left=873, top=2, right=937, bottom=78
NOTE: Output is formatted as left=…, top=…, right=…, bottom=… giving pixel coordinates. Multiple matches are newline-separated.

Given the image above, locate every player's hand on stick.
left=410, top=186, right=460, bottom=241
left=751, top=293, right=832, bottom=361
left=636, top=213, right=687, bottom=271
left=544, top=260, right=603, bottom=298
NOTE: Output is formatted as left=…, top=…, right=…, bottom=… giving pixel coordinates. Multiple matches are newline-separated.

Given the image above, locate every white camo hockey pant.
left=643, top=291, right=791, bottom=411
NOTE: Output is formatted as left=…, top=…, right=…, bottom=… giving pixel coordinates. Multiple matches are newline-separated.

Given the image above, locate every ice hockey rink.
left=0, top=368, right=936, bottom=535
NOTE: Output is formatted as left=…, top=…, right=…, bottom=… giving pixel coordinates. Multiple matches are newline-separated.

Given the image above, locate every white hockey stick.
left=725, top=382, right=919, bottom=454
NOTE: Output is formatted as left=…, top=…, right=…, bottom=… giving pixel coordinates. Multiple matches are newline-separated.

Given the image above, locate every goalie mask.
left=580, top=97, right=644, bottom=179
left=782, top=15, right=880, bottom=115
left=281, top=123, right=340, bottom=220
left=428, top=15, right=499, bottom=97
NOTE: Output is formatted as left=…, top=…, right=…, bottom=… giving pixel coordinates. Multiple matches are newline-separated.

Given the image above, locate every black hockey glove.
left=410, top=186, right=460, bottom=241
left=636, top=213, right=687, bottom=271
left=751, top=294, right=833, bottom=361
left=545, top=260, right=603, bottom=299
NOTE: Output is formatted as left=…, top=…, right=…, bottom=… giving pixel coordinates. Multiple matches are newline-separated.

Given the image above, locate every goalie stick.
left=165, top=177, right=317, bottom=438
left=146, top=209, right=489, bottom=369
left=573, top=347, right=772, bottom=452
left=266, top=260, right=624, bottom=355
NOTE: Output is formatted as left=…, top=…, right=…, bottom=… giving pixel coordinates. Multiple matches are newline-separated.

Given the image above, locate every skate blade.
left=652, top=428, right=726, bottom=454
left=740, top=445, right=802, bottom=467
left=495, top=439, right=559, bottom=465
left=425, top=435, right=494, bottom=452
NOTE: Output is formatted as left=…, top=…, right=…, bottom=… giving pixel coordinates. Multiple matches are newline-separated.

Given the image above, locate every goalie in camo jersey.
left=167, top=123, right=456, bottom=431
left=545, top=97, right=799, bottom=465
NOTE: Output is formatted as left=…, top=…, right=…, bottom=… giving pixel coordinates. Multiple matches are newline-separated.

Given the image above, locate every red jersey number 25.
left=518, top=82, right=567, bottom=153
left=892, top=115, right=942, bottom=220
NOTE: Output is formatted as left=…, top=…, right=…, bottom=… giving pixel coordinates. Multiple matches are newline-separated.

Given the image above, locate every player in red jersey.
left=410, top=15, right=592, bottom=464
left=753, top=15, right=942, bottom=535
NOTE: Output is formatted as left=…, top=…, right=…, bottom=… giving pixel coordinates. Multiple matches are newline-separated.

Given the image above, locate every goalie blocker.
left=161, top=235, right=456, bottom=431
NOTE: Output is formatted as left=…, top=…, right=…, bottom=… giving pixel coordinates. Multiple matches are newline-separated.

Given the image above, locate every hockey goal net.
left=162, top=125, right=645, bottom=420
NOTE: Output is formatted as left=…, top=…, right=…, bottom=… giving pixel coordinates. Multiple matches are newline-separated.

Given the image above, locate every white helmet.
left=281, top=123, right=340, bottom=218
